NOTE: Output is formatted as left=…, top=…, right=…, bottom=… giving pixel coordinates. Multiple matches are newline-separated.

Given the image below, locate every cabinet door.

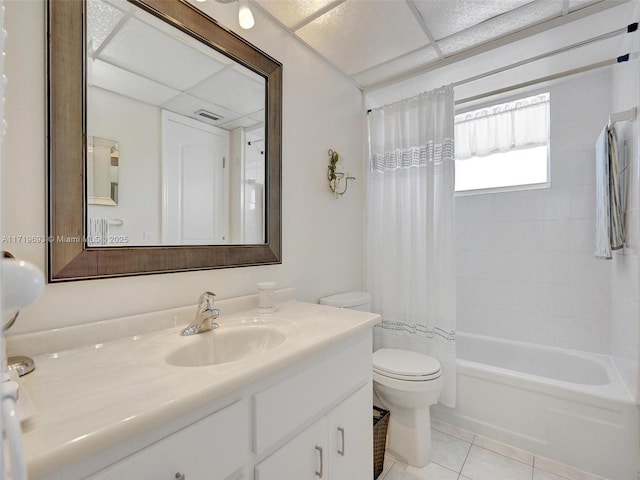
left=255, top=417, right=328, bottom=480
left=329, top=384, right=373, bottom=480
left=88, top=400, right=249, bottom=480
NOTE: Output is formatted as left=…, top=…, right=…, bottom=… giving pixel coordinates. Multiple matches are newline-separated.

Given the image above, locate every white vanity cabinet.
left=255, top=385, right=372, bottom=480
left=254, top=336, right=373, bottom=480
left=74, top=335, right=373, bottom=480
left=86, top=399, right=250, bottom=480
left=24, top=307, right=378, bottom=480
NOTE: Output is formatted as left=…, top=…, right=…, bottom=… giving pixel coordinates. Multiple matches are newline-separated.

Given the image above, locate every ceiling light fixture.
left=212, top=0, right=254, bottom=30
left=237, top=0, right=255, bottom=29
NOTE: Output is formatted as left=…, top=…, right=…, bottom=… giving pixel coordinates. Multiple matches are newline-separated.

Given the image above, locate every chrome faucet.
left=180, top=292, right=221, bottom=336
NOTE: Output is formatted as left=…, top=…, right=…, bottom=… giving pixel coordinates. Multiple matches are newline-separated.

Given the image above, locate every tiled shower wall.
left=609, top=50, right=640, bottom=399
left=455, top=69, right=613, bottom=353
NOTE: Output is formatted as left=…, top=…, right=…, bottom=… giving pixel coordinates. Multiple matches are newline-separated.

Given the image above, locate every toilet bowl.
left=373, top=348, right=443, bottom=467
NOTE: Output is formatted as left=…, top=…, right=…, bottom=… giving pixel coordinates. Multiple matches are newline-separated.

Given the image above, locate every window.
left=454, top=92, right=550, bottom=193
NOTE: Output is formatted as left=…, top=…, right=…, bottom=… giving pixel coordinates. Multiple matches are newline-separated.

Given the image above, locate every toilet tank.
left=319, top=291, right=371, bottom=312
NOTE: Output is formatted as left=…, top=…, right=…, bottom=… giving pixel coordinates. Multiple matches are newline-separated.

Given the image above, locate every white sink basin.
left=166, top=317, right=297, bottom=367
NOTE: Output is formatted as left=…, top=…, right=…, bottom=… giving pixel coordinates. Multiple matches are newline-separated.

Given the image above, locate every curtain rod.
left=367, top=22, right=637, bottom=113
left=453, top=23, right=637, bottom=89
left=455, top=54, right=634, bottom=105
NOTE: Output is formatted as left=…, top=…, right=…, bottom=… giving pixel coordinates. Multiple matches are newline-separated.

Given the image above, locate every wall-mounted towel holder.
left=609, top=107, right=636, bottom=126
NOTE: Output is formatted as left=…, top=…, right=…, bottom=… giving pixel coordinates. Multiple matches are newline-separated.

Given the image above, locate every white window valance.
left=455, top=92, right=550, bottom=160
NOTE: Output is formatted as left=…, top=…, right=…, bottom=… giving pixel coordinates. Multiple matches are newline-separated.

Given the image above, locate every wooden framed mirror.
left=47, top=0, right=282, bottom=281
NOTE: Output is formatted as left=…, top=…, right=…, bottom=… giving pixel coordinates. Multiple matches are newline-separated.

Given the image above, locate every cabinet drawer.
left=253, top=336, right=371, bottom=455
left=88, top=399, right=249, bottom=480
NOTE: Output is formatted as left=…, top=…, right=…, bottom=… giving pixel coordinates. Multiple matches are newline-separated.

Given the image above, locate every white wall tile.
left=571, top=284, right=605, bottom=323
left=623, top=207, right=639, bottom=253
left=571, top=253, right=610, bottom=287
left=495, top=221, right=544, bottom=252
left=455, top=196, right=477, bottom=225
left=498, top=251, right=545, bottom=283
left=543, top=283, right=573, bottom=318
left=570, top=185, right=595, bottom=220
left=493, top=191, right=545, bottom=222
left=544, top=190, right=572, bottom=220
left=543, top=220, right=572, bottom=252
left=550, top=152, right=572, bottom=187
left=571, top=148, right=596, bottom=186
left=570, top=218, right=595, bottom=253
left=455, top=70, right=614, bottom=353
left=543, top=252, right=573, bottom=284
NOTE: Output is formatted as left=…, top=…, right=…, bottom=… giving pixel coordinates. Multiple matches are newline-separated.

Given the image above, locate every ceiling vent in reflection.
left=195, top=109, right=223, bottom=121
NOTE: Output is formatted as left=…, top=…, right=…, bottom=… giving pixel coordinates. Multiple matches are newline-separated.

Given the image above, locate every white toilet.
left=372, top=348, right=443, bottom=467
left=319, top=292, right=444, bottom=467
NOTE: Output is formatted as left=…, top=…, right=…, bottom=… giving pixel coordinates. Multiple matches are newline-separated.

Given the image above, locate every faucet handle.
left=198, top=292, right=216, bottom=312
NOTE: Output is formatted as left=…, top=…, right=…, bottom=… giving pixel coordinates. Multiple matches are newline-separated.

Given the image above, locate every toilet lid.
left=373, top=348, right=441, bottom=380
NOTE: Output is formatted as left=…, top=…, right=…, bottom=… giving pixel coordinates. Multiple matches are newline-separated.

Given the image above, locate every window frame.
left=454, top=91, right=551, bottom=196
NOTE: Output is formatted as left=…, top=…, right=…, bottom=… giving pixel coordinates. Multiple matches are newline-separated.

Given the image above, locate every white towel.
left=608, top=127, right=625, bottom=251
left=595, top=125, right=624, bottom=259
left=88, top=217, right=109, bottom=246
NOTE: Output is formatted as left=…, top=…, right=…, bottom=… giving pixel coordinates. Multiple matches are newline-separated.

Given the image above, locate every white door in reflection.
left=162, top=110, right=229, bottom=245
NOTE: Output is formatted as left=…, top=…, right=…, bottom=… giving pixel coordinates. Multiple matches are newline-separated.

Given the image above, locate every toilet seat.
left=373, top=348, right=441, bottom=381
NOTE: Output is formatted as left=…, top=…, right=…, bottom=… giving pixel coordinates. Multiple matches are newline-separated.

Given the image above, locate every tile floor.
left=377, top=420, right=610, bottom=480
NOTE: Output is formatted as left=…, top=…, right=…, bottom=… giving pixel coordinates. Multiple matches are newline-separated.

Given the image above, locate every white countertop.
left=8, top=292, right=380, bottom=479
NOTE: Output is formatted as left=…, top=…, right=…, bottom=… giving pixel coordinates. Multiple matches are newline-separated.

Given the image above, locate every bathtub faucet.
left=180, top=292, right=221, bottom=336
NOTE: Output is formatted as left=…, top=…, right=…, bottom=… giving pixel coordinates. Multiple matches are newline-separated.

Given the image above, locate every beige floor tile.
left=534, top=467, right=571, bottom=480
left=461, top=445, right=533, bottom=480
left=384, top=460, right=459, bottom=480
left=377, top=454, right=396, bottom=479
left=473, top=435, right=534, bottom=465
left=431, top=419, right=476, bottom=443
left=431, top=429, right=472, bottom=473
left=534, top=456, right=609, bottom=480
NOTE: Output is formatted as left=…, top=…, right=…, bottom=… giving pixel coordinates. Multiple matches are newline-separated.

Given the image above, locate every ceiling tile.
left=161, top=93, right=241, bottom=128
left=567, top=0, right=598, bottom=11
left=351, top=45, right=440, bottom=88
left=413, top=0, right=532, bottom=40
left=132, top=6, right=236, bottom=67
left=90, top=59, right=180, bottom=106
left=99, top=17, right=226, bottom=91
left=103, top=0, right=134, bottom=11
left=438, top=0, right=563, bottom=56
left=221, top=117, right=263, bottom=130
left=296, top=0, right=429, bottom=76
left=256, top=0, right=340, bottom=29
left=87, top=0, right=125, bottom=52
left=188, top=67, right=265, bottom=116
left=249, top=109, right=265, bottom=124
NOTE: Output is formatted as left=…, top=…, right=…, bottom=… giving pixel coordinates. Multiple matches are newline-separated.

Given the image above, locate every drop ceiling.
left=251, top=0, right=633, bottom=90
left=88, top=0, right=634, bottom=116
left=87, top=0, right=266, bottom=130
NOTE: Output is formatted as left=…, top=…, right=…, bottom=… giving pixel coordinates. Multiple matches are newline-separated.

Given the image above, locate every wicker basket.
left=373, top=406, right=390, bottom=479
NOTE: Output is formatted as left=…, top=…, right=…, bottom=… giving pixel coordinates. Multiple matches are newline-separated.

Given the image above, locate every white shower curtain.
left=367, top=85, right=457, bottom=407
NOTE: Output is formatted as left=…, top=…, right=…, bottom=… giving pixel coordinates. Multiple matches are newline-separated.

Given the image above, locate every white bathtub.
left=432, top=332, right=639, bottom=480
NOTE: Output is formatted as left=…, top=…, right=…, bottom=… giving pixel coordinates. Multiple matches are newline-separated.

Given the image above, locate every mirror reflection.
left=86, top=0, right=266, bottom=246
left=87, top=136, right=119, bottom=206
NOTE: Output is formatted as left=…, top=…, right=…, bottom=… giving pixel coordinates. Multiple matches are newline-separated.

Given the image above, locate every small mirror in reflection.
left=87, top=135, right=119, bottom=206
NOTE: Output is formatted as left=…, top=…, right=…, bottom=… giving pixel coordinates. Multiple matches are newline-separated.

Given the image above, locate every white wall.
left=456, top=70, right=613, bottom=353
left=1, top=0, right=365, bottom=334
left=88, top=87, right=161, bottom=245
